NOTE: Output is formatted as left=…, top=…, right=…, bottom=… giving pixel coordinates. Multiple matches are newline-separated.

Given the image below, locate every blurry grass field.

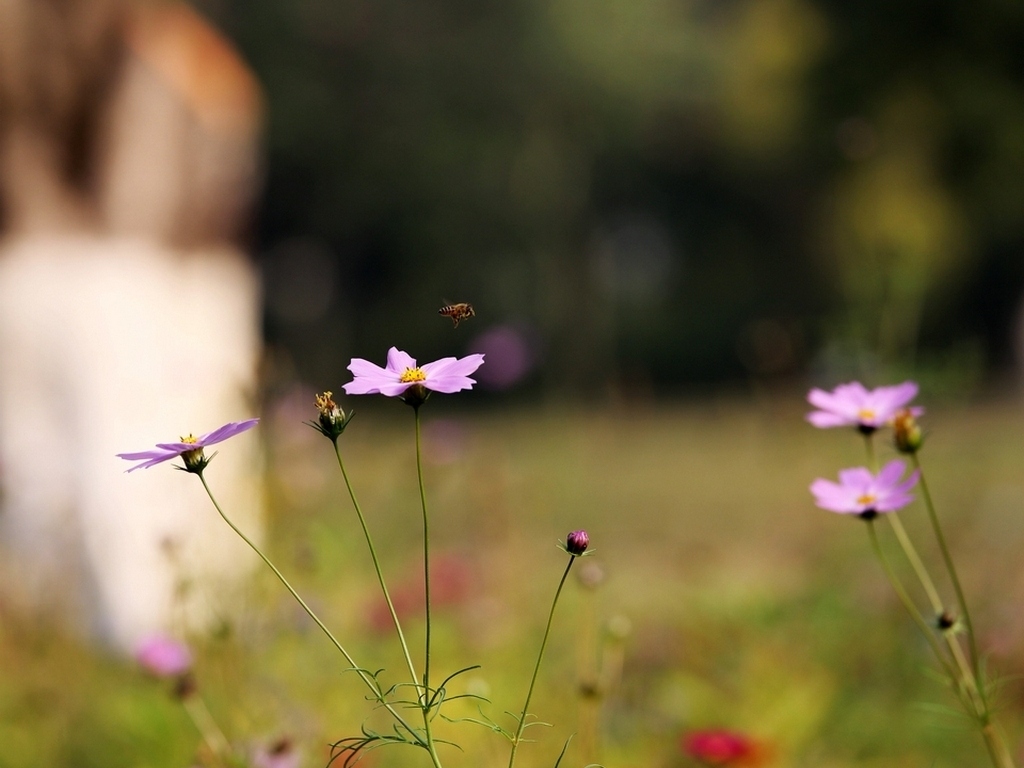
left=3, top=393, right=1024, bottom=768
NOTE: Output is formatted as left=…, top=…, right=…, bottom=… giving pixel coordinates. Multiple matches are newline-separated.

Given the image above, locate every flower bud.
left=311, top=391, right=353, bottom=441
left=566, top=529, right=589, bottom=556
left=892, top=408, right=924, bottom=453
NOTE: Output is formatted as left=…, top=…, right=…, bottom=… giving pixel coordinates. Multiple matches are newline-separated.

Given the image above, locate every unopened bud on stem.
left=893, top=408, right=924, bottom=454
left=309, top=391, right=354, bottom=441
left=565, top=530, right=589, bottom=556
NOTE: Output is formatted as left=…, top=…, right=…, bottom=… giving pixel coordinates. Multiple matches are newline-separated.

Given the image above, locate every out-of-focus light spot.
left=468, top=324, right=536, bottom=390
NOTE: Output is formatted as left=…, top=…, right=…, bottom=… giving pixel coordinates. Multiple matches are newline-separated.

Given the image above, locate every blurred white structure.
left=0, top=0, right=264, bottom=649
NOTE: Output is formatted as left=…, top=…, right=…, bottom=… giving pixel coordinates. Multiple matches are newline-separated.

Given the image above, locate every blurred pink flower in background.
left=343, top=347, right=484, bottom=397
left=367, top=553, right=473, bottom=633
left=135, top=634, right=192, bottom=677
left=682, top=728, right=766, bottom=766
left=467, top=324, right=536, bottom=390
left=810, top=460, right=919, bottom=516
left=806, top=381, right=921, bottom=430
left=252, top=737, right=300, bottom=768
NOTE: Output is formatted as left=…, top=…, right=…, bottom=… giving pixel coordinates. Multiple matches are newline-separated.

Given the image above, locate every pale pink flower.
left=343, top=347, right=484, bottom=397
left=810, top=460, right=919, bottom=517
left=806, top=381, right=922, bottom=430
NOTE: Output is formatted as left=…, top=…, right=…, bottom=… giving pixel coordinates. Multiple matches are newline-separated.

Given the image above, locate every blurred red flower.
left=682, top=729, right=766, bottom=766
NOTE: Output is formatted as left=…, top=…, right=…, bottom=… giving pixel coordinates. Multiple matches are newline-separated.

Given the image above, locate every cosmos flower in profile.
left=810, top=460, right=919, bottom=518
left=343, top=347, right=484, bottom=399
left=117, top=419, right=259, bottom=473
left=806, top=381, right=922, bottom=431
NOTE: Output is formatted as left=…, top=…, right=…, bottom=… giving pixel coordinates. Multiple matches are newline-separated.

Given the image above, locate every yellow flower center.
left=399, top=367, right=427, bottom=383
left=858, top=408, right=876, bottom=421
left=181, top=434, right=198, bottom=444
left=857, top=493, right=877, bottom=506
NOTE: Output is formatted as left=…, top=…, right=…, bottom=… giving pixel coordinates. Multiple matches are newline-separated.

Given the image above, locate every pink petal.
left=386, top=348, right=417, bottom=373
left=893, top=469, right=921, bottom=495
left=838, top=467, right=873, bottom=488
left=873, top=381, right=919, bottom=412
left=875, top=492, right=914, bottom=512
left=377, top=381, right=416, bottom=396
left=116, top=448, right=175, bottom=461
left=125, top=453, right=181, bottom=472
left=343, top=377, right=386, bottom=395
left=422, top=354, right=485, bottom=379
left=806, top=410, right=855, bottom=428
left=806, top=387, right=845, bottom=411
left=425, top=375, right=477, bottom=394
left=810, top=479, right=858, bottom=513
left=154, top=441, right=196, bottom=452
left=875, top=459, right=908, bottom=488
left=835, top=381, right=870, bottom=402
left=348, top=357, right=391, bottom=379
left=198, top=418, right=259, bottom=447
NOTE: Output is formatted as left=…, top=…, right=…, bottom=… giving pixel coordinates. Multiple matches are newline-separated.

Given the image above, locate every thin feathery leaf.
left=428, top=664, right=483, bottom=709
left=551, top=734, right=574, bottom=767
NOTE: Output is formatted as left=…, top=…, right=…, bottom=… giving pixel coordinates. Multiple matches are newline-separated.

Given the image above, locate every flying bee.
left=438, top=302, right=475, bottom=328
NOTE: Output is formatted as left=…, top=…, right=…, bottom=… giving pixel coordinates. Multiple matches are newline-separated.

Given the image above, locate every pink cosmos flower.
left=810, top=459, right=919, bottom=517
left=682, top=729, right=763, bottom=766
left=343, top=347, right=485, bottom=397
left=135, top=634, right=193, bottom=677
left=806, top=381, right=922, bottom=430
left=117, top=419, right=259, bottom=472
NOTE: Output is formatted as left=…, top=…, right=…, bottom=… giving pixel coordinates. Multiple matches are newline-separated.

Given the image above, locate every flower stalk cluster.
left=118, top=346, right=589, bottom=768
left=807, top=381, right=1014, bottom=768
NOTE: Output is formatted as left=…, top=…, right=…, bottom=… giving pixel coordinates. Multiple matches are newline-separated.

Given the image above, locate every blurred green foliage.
left=197, top=0, right=1024, bottom=392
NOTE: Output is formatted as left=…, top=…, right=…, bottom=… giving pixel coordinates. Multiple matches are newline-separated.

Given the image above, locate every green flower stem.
left=413, top=408, right=433, bottom=691
left=868, top=519, right=1013, bottom=768
left=912, top=458, right=1013, bottom=767
left=196, top=473, right=423, bottom=748
left=864, top=520, right=959, bottom=691
left=982, top=723, right=1017, bottom=768
left=508, top=555, right=577, bottom=768
left=911, top=455, right=981, bottom=682
left=945, top=629, right=986, bottom=713
left=181, top=692, right=232, bottom=765
left=885, top=513, right=944, bottom=615
left=332, top=441, right=420, bottom=687
left=862, top=434, right=945, bottom=616
left=412, top=407, right=444, bottom=768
